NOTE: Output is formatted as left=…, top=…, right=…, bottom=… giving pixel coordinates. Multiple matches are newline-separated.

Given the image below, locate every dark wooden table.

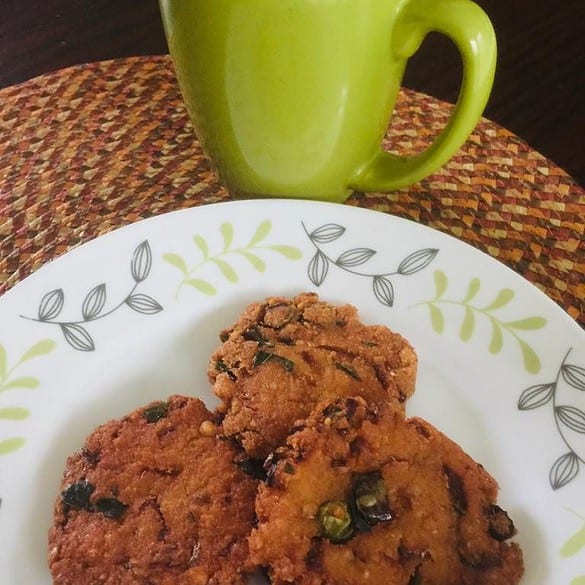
left=0, top=0, right=583, bottom=185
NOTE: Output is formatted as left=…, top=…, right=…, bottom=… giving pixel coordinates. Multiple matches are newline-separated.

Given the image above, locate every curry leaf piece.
left=433, top=270, right=448, bottom=300
left=193, top=235, right=209, bottom=260
left=489, top=319, right=504, bottom=354
left=61, top=480, right=95, bottom=510
left=60, top=323, right=95, bottom=352
left=268, top=245, right=303, bottom=260
left=38, top=289, right=64, bottom=321
left=211, top=258, right=238, bottom=283
left=335, top=362, right=361, bottom=381
left=556, top=406, right=585, bottom=434
left=308, top=250, right=329, bottom=287
left=549, top=452, right=579, bottom=490
left=252, top=351, right=294, bottom=371
left=238, top=250, right=266, bottom=272
left=336, top=248, right=376, bottom=268
left=309, top=223, right=346, bottom=244
left=372, top=276, right=394, bottom=307
left=429, top=304, right=444, bottom=334
left=562, top=364, right=585, bottom=392
left=163, top=253, right=188, bottom=275
left=19, top=339, right=56, bottom=363
left=0, top=407, right=29, bottom=420
left=397, top=248, right=438, bottom=275
left=504, top=317, right=547, bottom=330
left=95, top=497, right=128, bottom=519
left=82, top=284, right=107, bottom=321
left=185, top=278, right=217, bottom=296
left=131, top=241, right=152, bottom=283
left=569, top=577, right=585, bottom=585
left=518, top=338, right=541, bottom=374
left=143, top=402, right=169, bottom=423
left=462, top=277, right=481, bottom=303
left=0, top=438, right=25, bottom=455
left=482, top=288, right=514, bottom=312
left=460, top=306, right=475, bottom=342
left=1, top=377, right=39, bottom=391
left=221, top=222, right=234, bottom=250
left=248, top=220, right=272, bottom=247
left=518, top=383, right=555, bottom=410
left=125, top=294, right=163, bottom=315
left=252, top=351, right=273, bottom=368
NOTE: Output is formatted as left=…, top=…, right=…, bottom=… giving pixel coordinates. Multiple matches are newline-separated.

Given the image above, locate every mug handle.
left=349, top=0, right=497, bottom=192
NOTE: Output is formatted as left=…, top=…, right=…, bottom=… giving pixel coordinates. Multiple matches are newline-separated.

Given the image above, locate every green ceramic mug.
left=159, top=0, right=496, bottom=202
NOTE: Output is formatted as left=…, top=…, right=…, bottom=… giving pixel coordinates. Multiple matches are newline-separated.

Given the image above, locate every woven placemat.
left=0, top=56, right=583, bottom=324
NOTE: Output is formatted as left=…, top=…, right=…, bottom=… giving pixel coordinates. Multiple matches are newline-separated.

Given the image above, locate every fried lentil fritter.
left=48, top=395, right=258, bottom=585
left=249, top=396, right=524, bottom=585
left=209, top=293, right=417, bottom=458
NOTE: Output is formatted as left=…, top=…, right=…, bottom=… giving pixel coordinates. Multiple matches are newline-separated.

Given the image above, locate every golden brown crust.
left=249, top=396, right=524, bottom=585
left=48, top=395, right=258, bottom=585
left=209, top=293, right=417, bottom=458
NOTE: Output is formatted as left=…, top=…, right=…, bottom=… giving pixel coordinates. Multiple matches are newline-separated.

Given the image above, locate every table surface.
left=1, top=0, right=583, bottom=185
left=0, top=56, right=583, bottom=326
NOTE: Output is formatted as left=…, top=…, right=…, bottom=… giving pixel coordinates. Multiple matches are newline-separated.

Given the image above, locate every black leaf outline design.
left=562, top=364, right=585, bottom=392
left=131, top=241, right=153, bottom=283
left=302, top=222, right=438, bottom=307
left=336, top=248, right=376, bottom=268
left=125, top=294, right=164, bottom=315
left=38, top=289, right=64, bottom=321
left=308, top=250, right=330, bottom=287
left=519, top=347, right=585, bottom=490
left=556, top=406, right=585, bottom=434
left=372, top=276, right=395, bottom=307
left=518, top=383, right=555, bottom=410
left=21, top=241, right=163, bottom=352
left=60, top=324, right=95, bottom=352
left=309, top=224, right=346, bottom=244
left=550, top=452, right=580, bottom=490
left=82, top=284, right=107, bottom=320
left=397, top=249, right=439, bottom=275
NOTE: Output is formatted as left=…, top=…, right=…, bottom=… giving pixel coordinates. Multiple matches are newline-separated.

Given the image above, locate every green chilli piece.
left=162, top=220, right=303, bottom=299
left=317, top=500, right=354, bottom=543
left=353, top=471, right=393, bottom=525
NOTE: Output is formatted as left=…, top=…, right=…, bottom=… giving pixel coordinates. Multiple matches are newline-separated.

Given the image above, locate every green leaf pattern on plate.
left=561, top=509, right=585, bottom=584
left=417, top=270, right=546, bottom=374
left=164, top=220, right=303, bottom=298
left=0, top=339, right=56, bottom=455
left=561, top=510, right=585, bottom=558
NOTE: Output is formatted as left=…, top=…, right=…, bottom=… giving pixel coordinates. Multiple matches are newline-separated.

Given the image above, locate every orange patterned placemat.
left=0, top=56, right=583, bottom=324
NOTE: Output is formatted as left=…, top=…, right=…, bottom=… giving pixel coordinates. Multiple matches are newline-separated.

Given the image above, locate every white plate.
left=0, top=199, right=583, bottom=584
